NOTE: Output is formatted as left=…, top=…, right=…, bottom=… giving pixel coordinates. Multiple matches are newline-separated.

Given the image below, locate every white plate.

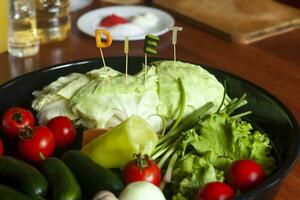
left=70, top=0, right=93, bottom=12
left=77, top=5, right=175, bottom=41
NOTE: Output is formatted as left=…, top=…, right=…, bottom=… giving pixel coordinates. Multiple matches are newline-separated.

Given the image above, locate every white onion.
left=93, top=191, right=118, bottom=200
left=119, top=181, right=166, bottom=200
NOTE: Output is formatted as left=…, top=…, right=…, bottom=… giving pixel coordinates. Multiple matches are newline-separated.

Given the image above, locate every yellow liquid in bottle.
left=8, top=16, right=40, bottom=57
left=0, top=0, right=8, bottom=53
left=35, top=0, right=71, bottom=43
left=8, top=0, right=39, bottom=57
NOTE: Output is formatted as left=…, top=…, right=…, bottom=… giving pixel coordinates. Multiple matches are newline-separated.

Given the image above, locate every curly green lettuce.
left=170, top=113, right=275, bottom=200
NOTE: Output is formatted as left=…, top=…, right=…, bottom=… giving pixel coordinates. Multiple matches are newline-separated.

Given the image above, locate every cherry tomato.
left=1, top=107, right=35, bottom=137
left=46, top=116, right=76, bottom=148
left=18, top=126, right=56, bottom=162
left=196, top=182, right=235, bottom=200
left=123, top=154, right=161, bottom=186
left=0, top=138, right=3, bottom=156
left=226, top=159, right=266, bottom=192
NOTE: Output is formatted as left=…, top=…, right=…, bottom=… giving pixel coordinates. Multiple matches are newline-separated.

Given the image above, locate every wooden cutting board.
left=153, top=0, right=300, bottom=44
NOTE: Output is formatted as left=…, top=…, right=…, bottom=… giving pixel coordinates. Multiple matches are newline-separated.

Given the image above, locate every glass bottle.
left=8, top=0, right=40, bottom=57
left=35, top=0, right=71, bottom=43
left=0, top=0, right=8, bottom=53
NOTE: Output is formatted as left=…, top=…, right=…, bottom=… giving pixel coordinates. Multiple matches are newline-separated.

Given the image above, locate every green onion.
left=169, top=78, right=186, bottom=131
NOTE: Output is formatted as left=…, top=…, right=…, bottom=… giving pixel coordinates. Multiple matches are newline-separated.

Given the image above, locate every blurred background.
left=1, top=0, right=300, bottom=63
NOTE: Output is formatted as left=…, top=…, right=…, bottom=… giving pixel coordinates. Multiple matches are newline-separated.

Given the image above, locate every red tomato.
left=1, top=107, right=35, bottom=137
left=196, top=182, right=235, bottom=200
left=0, top=138, right=3, bottom=156
left=18, top=126, right=56, bottom=162
left=123, top=154, right=161, bottom=186
left=226, top=159, right=266, bottom=192
left=46, top=116, right=76, bottom=148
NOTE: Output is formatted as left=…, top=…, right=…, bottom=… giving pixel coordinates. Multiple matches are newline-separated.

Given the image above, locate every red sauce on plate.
left=99, top=14, right=129, bottom=27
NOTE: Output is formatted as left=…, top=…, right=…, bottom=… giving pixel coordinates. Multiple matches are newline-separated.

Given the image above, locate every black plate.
left=0, top=57, right=299, bottom=200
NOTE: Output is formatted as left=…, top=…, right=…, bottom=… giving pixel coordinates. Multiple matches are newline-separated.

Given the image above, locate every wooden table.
left=0, top=1, right=299, bottom=199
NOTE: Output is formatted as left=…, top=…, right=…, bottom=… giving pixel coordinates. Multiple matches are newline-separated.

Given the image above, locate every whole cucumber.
left=62, top=150, right=123, bottom=199
left=0, top=156, right=48, bottom=198
left=41, top=157, right=81, bottom=200
left=0, top=185, right=33, bottom=200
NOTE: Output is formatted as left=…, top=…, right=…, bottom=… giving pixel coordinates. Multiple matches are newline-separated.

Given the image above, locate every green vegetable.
left=170, top=113, right=275, bottom=199
left=144, top=34, right=160, bottom=55
left=81, top=115, right=158, bottom=168
left=172, top=153, right=224, bottom=200
left=32, top=73, right=87, bottom=124
left=41, top=157, right=81, bottom=200
left=61, top=150, right=123, bottom=199
left=0, top=185, right=33, bottom=200
left=32, top=61, right=227, bottom=133
left=193, top=113, right=275, bottom=174
left=151, top=95, right=275, bottom=200
left=0, top=156, right=48, bottom=198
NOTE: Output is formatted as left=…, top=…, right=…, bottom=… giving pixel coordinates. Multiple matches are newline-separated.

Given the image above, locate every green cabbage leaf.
left=32, top=61, right=227, bottom=132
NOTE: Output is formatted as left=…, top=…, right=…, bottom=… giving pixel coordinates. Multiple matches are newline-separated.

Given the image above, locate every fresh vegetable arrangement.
left=0, top=60, right=277, bottom=200
left=150, top=93, right=275, bottom=200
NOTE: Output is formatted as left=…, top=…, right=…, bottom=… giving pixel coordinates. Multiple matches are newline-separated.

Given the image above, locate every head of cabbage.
left=32, top=61, right=228, bottom=132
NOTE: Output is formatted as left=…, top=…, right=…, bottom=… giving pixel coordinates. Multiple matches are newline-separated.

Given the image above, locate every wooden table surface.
left=0, top=1, right=299, bottom=199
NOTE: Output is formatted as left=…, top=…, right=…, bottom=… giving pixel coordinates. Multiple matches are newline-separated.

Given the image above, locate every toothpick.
left=98, top=47, right=109, bottom=83
left=173, top=44, right=177, bottom=62
left=95, top=29, right=113, bottom=83
left=169, top=26, right=183, bottom=77
left=124, top=36, right=129, bottom=86
left=99, top=48, right=106, bottom=66
left=144, top=53, right=148, bottom=82
left=173, top=44, right=177, bottom=78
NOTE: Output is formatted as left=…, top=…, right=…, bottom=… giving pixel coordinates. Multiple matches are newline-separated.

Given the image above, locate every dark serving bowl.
left=0, top=57, right=299, bottom=200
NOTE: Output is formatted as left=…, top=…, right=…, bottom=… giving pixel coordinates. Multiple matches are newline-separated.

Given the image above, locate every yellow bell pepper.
left=81, top=115, right=158, bottom=168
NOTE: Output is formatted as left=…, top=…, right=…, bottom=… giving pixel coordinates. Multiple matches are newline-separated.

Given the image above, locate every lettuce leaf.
left=196, top=113, right=275, bottom=174
left=172, top=152, right=224, bottom=200
left=170, top=113, right=275, bottom=200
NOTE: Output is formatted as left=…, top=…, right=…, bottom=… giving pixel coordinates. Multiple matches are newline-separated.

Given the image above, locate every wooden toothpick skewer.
left=124, top=36, right=129, bottom=86
left=95, top=29, right=113, bottom=83
left=173, top=44, right=177, bottom=62
left=99, top=48, right=110, bottom=83
left=99, top=47, right=106, bottom=67
left=173, top=42, right=177, bottom=78
left=169, top=26, right=183, bottom=77
left=125, top=52, right=128, bottom=86
left=144, top=53, right=148, bottom=82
